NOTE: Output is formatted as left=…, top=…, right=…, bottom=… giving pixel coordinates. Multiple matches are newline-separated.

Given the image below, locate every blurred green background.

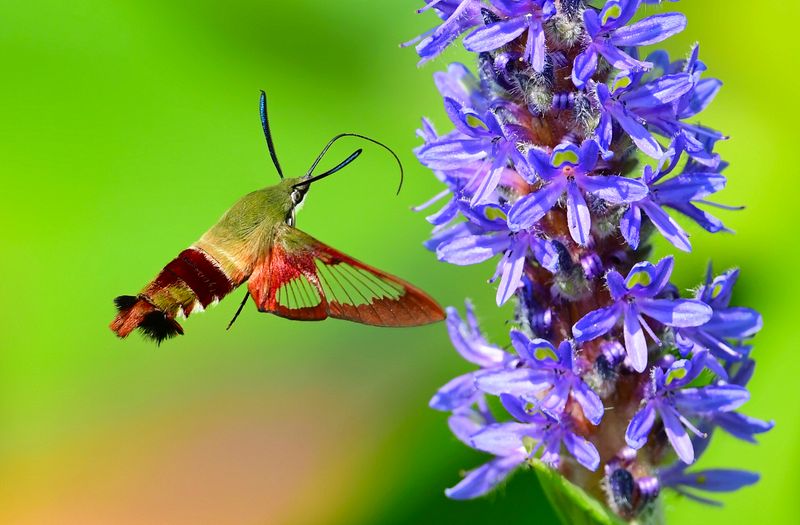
left=0, top=1, right=797, bottom=523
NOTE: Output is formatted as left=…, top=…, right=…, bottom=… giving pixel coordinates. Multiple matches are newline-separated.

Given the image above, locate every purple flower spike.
left=507, top=140, right=647, bottom=245
left=573, top=256, right=713, bottom=372
left=625, top=352, right=750, bottom=463
left=409, top=0, right=770, bottom=516
left=476, top=332, right=605, bottom=424
left=572, top=0, right=687, bottom=87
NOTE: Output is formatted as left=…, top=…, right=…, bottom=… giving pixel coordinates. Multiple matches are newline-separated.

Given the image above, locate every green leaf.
left=530, top=459, right=627, bottom=525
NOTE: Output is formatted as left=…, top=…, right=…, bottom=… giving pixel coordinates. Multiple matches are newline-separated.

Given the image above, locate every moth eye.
left=291, top=190, right=303, bottom=205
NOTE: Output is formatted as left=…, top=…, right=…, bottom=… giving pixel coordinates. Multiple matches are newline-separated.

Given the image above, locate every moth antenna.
left=259, top=90, right=284, bottom=179
left=296, top=149, right=362, bottom=187
left=227, top=291, right=250, bottom=330
left=305, top=133, right=404, bottom=195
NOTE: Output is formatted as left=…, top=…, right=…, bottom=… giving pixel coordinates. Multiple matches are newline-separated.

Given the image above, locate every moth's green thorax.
left=192, top=177, right=313, bottom=282
left=204, top=178, right=310, bottom=244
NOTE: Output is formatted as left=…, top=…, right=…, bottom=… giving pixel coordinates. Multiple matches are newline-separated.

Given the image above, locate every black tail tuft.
left=139, top=310, right=184, bottom=345
left=114, top=295, right=139, bottom=311
left=111, top=295, right=184, bottom=344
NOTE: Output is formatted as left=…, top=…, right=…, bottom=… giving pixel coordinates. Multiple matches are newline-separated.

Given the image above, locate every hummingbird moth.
left=110, top=91, right=445, bottom=343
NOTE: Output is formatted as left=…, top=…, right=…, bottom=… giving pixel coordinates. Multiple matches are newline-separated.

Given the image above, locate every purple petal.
left=668, top=201, right=726, bottom=233
left=606, top=269, right=629, bottom=300
left=500, top=393, right=539, bottom=424
left=572, top=46, right=598, bottom=87
left=577, top=139, right=601, bottom=173
left=639, top=199, right=691, bottom=252
left=596, top=108, right=614, bottom=153
left=638, top=298, right=713, bottom=327
left=445, top=455, right=524, bottom=500
left=556, top=340, right=574, bottom=368
left=655, top=173, right=727, bottom=203
left=674, top=385, right=750, bottom=413
left=581, top=174, right=648, bottom=204
left=572, top=380, right=605, bottom=425
left=596, top=43, right=652, bottom=72
left=508, top=147, right=537, bottom=183
left=507, top=179, right=566, bottom=231
left=496, top=239, right=527, bottom=305
left=449, top=411, right=485, bottom=446
left=609, top=105, right=663, bottom=158
left=624, top=306, right=648, bottom=372
left=729, top=357, right=755, bottom=387
left=670, top=468, right=760, bottom=493
left=660, top=405, right=695, bottom=464
left=476, top=368, right=551, bottom=397
left=418, top=138, right=488, bottom=169
left=563, top=431, right=600, bottom=471
left=425, top=197, right=459, bottom=226
left=529, top=236, right=559, bottom=273
left=681, top=78, right=723, bottom=119
left=628, top=256, right=674, bottom=297
left=509, top=329, right=532, bottom=357
left=566, top=181, right=591, bottom=245
left=430, top=373, right=478, bottom=411
left=623, top=73, right=694, bottom=108
left=414, top=1, right=482, bottom=65
left=582, top=6, right=601, bottom=36
left=463, top=16, right=529, bottom=53
left=610, top=13, right=687, bottom=47
left=470, top=422, right=530, bottom=456
left=522, top=337, right=557, bottom=363
left=679, top=328, right=741, bottom=362
left=540, top=380, right=570, bottom=419
left=527, top=146, right=559, bottom=180
left=704, top=307, right=763, bottom=339
left=626, top=403, right=656, bottom=449
left=713, top=412, right=774, bottom=443
left=526, top=19, right=546, bottom=72
left=573, top=303, right=623, bottom=342
left=445, top=306, right=506, bottom=367
left=437, top=232, right=508, bottom=265
left=471, top=153, right=507, bottom=206
left=443, top=97, right=488, bottom=137
left=620, top=205, right=642, bottom=249
left=539, top=433, right=561, bottom=467
left=601, top=0, right=639, bottom=28
left=433, top=63, right=479, bottom=106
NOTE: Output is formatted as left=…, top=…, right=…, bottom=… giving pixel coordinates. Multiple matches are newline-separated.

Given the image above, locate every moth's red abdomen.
left=164, top=249, right=235, bottom=308
left=110, top=248, right=236, bottom=343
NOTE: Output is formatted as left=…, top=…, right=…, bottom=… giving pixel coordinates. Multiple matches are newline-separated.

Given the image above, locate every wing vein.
left=333, top=264, right=387, bottom=324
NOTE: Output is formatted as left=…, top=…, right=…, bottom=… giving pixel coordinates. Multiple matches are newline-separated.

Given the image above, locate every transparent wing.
left=248, top=224, right=445, bottom=327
